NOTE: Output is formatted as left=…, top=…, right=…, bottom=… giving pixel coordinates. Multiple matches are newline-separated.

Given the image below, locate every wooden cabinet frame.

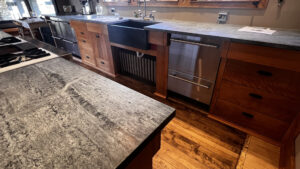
left=104, top=0, right=268, bottom=9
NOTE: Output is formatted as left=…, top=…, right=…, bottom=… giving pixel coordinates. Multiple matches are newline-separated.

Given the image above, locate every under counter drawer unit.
left=70, top=20, right=116, bottom=77
left=210, top=42, right=300, bottom=146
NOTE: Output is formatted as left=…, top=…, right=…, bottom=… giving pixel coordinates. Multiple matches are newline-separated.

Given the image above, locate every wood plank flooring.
left=236, top=136, right=280, bottom=169
left=70, top=58, right=280, bottom=169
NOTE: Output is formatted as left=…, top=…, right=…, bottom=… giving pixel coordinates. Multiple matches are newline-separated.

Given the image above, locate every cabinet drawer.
left=86, top=22, right=108, bottom=35
left=79, top=46, right=96, bottom=66
left=77, top=37, right=92, bottom=49
left=97, top=59, right=111, bottom=72
left=70, top=21, right=89, bottom=40
left=219, top=80, right=300, bottom=123
left=212, top=100, right=289, bottom=143
left=223, top=59, right=300, bottom=99
left=228, top=43, right=300, bottom=72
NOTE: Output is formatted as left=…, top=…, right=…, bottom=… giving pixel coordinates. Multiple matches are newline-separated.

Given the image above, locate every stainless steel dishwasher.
left=168, top=34, right=222, bottom=105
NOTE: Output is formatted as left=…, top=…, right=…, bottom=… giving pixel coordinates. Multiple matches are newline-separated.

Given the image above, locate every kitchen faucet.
left=135, top=0, right=156, bottom=21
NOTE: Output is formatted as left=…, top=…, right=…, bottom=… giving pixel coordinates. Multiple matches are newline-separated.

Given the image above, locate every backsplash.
left=59, top=0, right=300, bottom=30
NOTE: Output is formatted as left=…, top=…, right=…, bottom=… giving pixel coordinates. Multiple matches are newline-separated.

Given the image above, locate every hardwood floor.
left=69, top=57, right=280, bottom=169
left=236, top=136, right=280, bottom=169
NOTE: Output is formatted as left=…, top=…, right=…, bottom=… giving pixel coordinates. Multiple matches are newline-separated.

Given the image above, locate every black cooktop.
left=0, top=37, right=21, bottom=45
left=0, top=42, right=50, bottom=68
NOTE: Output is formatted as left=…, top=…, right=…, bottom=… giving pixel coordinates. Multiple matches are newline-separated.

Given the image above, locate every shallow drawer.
left=77, top=37, right=92, bottom=49
left=219, top=80, right=300, bottom=123
left=70, top=21, right=89, bottom=40
left=79, top=46, right=96, bottom=66
left=212, top=100, right=289, bottom=143
left=228, top=42, right=300, bottom=72
left=86, top=22, right=107, bottom=35
left=223, top=59, right=300, bottom=100
left=97, top=59, right=111, bottom=72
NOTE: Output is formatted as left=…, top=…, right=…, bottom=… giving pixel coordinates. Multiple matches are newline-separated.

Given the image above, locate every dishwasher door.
left=168, top=34, right=222, bottom=105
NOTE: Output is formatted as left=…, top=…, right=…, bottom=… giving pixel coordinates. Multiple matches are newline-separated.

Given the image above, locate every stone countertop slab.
left=0, top=58, right=175, bottom=169
left=44, top=15, right=125, bottom=24
left=45, top=15, right=300, bottom=50
left=144, top=20, right=300, bottom=50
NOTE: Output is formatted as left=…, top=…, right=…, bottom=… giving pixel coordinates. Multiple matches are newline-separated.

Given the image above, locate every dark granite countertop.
left=144, top=21, right=300, bottom=50
left=43, top=15, right=124, bottom=24
left=45, top=15, right=300, bottom=50
left=0, top=58, right=175, bottom=168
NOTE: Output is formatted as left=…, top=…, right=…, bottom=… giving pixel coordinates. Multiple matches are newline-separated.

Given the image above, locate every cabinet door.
left=91, top=32, right=115, bottom=74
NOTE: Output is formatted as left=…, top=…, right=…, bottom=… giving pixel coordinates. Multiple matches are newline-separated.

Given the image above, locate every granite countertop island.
left=45, top=15, right=300, bottom=50
left=0, top=57, right=175, bottom=168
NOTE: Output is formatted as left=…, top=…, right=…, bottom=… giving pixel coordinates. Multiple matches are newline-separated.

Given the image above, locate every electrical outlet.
left=217, top=12, right=228, bottom=24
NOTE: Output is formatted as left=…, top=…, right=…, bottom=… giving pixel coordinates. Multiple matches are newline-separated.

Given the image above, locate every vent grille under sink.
left=112, top=47, right=156, bottom=84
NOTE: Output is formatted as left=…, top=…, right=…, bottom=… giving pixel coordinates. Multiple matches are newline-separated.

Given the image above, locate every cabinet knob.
left=96, top=34, right=100, bottom=38
left=80, top=32, right=84, bottom=35
left=82, top=40, right=86, bottom=43
left=86, top=56, right=90, bottom=59
left=101, top=61, right=105, bottom=64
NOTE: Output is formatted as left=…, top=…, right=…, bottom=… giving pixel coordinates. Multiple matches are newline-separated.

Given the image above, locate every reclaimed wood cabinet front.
left=70, top=20, right=116, bottom=77
left=210, top=42, right=300, bottom=145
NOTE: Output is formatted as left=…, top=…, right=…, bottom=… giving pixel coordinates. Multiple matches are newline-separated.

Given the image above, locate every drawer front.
left=212, top=100, right=289, bottom=142
left=79, top=46, right=96, bottom=66
left=228, top=42, right=300, bottom=72
left=86, top=22, right=108, bottom=35
left=77, top=37, right=92, bottom=49
left=223, top=59, right=300, bottom=100
left=219, top=80, right=300, bottom=123
left=97, top=59, right=111, bottom=72
left=70, top=21, right=89, bottom=40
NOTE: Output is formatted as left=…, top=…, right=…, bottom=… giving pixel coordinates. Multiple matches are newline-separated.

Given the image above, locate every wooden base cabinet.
left=209, top=42, right=300, bottom=169
left=70, top=20, right=116, bottom=77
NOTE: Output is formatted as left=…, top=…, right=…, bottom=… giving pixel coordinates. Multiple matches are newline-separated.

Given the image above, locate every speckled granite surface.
left=45, top=15, right=124, bottom=24
left=0, top=58, right=175, bottom=169
left=45, top=15, right=300, bottom=50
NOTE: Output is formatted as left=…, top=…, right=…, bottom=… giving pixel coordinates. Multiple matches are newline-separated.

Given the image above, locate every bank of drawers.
left=211, top=43, right=300, bottom=144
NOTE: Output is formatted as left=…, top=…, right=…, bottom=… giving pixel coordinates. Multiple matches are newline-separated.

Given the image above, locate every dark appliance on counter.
left=0, top=42, right=50, bottom=68
left=168, top=34, right=222, bottom=105
left=45, top=17, right=80, bottom=59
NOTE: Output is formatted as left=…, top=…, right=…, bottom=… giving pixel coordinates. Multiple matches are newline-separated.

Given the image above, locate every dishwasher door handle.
left=168, top=74, right=211, bottom=89
left=170, top=38, right=219, bottom=48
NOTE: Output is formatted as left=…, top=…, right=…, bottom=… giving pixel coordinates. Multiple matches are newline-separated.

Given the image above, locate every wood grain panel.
left=218, top=80, right=300, bottom=123
left=70, top=20, right=89, bottom=40
left=227, top=42, right=300, bottom=72
left=223, top=59, right=300, bottom=100
left=86, top=22, right=108, bottom=36
left=280, top=112, right=300, bottom=169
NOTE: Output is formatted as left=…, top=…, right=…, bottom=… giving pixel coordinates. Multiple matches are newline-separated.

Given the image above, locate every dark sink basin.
left=108, top=20, right=158, bottom=50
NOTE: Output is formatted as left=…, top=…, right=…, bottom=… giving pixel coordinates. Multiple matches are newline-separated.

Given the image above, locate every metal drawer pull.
left=168, top=74, right=210, bottom=89
left=170, top=38, right=219, bottom=48
left=249, top=93, right=263, bottom=99
left=257, top=70, right=272, bottom=76
left=242, top=112, right=254, bottom=119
